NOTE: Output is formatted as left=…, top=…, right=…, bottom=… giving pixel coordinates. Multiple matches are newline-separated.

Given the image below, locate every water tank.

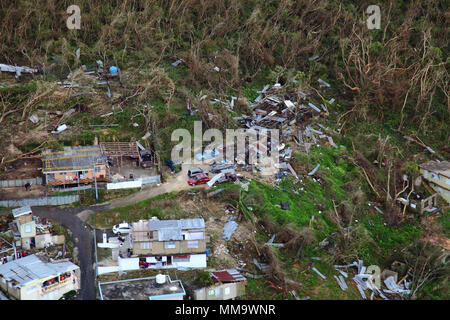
left=155, top=274, right=166, bottom=284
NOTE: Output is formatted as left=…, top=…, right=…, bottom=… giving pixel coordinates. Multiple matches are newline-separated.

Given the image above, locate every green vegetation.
left=0, top=0, right=448, bottom=300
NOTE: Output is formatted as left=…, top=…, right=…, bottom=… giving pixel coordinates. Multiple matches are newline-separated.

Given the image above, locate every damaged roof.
left=0, top=254, right=79, bottom=288
left=42, top=145, right=107, bottom=173
left=148, top=218, right=205, bottom=241
left=211, top=269, right=246, bottom=283
left=419, top=160, right=450, bottom=177
left=12, top=206, right=32, bottom=218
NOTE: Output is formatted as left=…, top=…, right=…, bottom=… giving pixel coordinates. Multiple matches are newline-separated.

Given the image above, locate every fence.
left=140, top=175, right=161, bottom=186
left=0, top=177, right=43, bottom=188
left=0, top=195, right=79, bottom=207
left=51, top=185, right=92, bottom=192
left=106, top=175, right=161, bottom=190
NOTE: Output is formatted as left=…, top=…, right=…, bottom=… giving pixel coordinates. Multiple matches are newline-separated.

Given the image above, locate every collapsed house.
left=98, top=274, right=185, bottom=300
left=7, top=206, right=65, bottom=251
left=10, top=206, right=35, bottom=250
left=42, top=145, right=109, bottom=186
left=419, top=160, right=450, bottom=204
left=0, top=253, right=80, bottom=300
left=193, top=269, right=246, bottom=300
left=100, top=141, right=156, bottom=168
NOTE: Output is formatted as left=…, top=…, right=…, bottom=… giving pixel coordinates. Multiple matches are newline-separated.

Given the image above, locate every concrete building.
left=193, top=269, right=246, bottom=300
left=98, top=274, right=185, bottom=300
left=8, top=206, right=65, bottom=251
left=131, top=218, right=207, bottom=268
left=0, top=253, right=80, bottom=300
left=419, top=160, right=450, bottom=204
left=12, top=206, right=36, bottom=239
left=42, top=145, right=108, bottom=186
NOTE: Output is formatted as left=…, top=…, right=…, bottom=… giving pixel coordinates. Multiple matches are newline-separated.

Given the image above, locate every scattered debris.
left=51, top=124, right=67, bottom=134
left=280, top=202, right=289, bottom=210
left=222, top=216, right=238, bottom=241
left=317, top=78, right=330, bottom=88
left=308, top=164, right=320, bottom=176
left=312, top=267, right=326, bottom=280
left=0, top=64, right=37, bottom=77
left=172, top=59, right=183, bottom=67
left=29, top=114, right=39, bottom=124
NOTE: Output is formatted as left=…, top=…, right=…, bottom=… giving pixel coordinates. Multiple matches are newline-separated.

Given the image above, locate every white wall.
left=118, top=256, right=139, bottom=271
left=98, top=266, right=119, bottom=275
left=107, top=180, right=142, bottom=190
left=174, top=254, right=207, bottom=268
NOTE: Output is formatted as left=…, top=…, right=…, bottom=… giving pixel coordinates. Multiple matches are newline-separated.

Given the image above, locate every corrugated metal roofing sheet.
left=0, top=254, right=79, bottom=288
left=149, top=218, right=205, bottom=231
left=211, top=269, right=246, bottom=283
left=42, top=145, right=107, bottom=172
left=158, top=228, right=182, bottom=241
left=12, top=206, right=32, bottom=218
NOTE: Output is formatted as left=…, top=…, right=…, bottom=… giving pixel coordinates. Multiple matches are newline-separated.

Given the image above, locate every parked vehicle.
left=209, top=162, right=236, bottom=174
left=112, top=222, right=132, bottom=235
left=188, top=168, right=207, bottom=178
left=188, top=173, right=211, bottom=186
left=166, top=159, right=182, bottom=173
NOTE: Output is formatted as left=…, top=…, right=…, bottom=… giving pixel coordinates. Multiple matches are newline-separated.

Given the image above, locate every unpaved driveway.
left=104, top=162, right=209, bottom=209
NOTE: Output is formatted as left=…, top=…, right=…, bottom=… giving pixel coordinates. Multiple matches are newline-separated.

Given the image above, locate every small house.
left=131, top=218, right=207, bottom=268
left=42, top=145, right=108, bottom=186
left=193, top=269, right=246, bottom=300
left=0, top=253, right=80, bottom=300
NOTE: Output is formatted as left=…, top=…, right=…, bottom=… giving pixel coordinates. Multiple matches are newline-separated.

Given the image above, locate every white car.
left=112, top=222, right=132, bottom=235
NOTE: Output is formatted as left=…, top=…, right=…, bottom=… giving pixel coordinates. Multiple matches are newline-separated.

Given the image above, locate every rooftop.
left=0, top=254, right=79, bottom=288
left=12, top=206, right=32, bottom=218
left=133, top=218, right=205, bottom=242
left=420, top=161, right=450, bottom=178
left=211, top=269, right=246, bottom=283
left=42, top=145, right=107, bottom=173
left=98, top=275, right=185, bottom=300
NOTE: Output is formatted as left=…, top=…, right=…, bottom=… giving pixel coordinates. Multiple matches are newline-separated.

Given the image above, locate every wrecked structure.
left=7, top=206, right=65, bottom=251
left=419, top=160, right=450, bottom=204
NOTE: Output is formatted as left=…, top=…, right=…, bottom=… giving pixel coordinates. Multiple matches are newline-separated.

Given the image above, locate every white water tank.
left=156, top=274, right=166, bottom=284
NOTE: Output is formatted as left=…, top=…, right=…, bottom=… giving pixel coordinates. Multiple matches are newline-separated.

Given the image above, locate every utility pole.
left=93, top=165, right=98, bottom=201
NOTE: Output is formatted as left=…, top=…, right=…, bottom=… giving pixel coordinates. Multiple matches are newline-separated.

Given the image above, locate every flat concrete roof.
left=98, top=275, right=185, bottom=300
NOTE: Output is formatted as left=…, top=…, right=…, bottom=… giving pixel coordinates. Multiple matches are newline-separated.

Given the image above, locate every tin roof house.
left=193, top=269, right=247, bottom=300
left=132, top=217, right=207, bottom=269
left=0, top=253, right=80, bottom=300
left=42, top=145, right=108, bottom=186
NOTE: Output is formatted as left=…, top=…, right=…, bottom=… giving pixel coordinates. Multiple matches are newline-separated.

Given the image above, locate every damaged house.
left=193, top=269, right=246, bottom=300
left=8, top=206, right=65, bottom=251
left=10, top=206, right=35, bottom=250
left=42, top=145, right=108, bottom=186
left=419, top=161, right=450, bottom=204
